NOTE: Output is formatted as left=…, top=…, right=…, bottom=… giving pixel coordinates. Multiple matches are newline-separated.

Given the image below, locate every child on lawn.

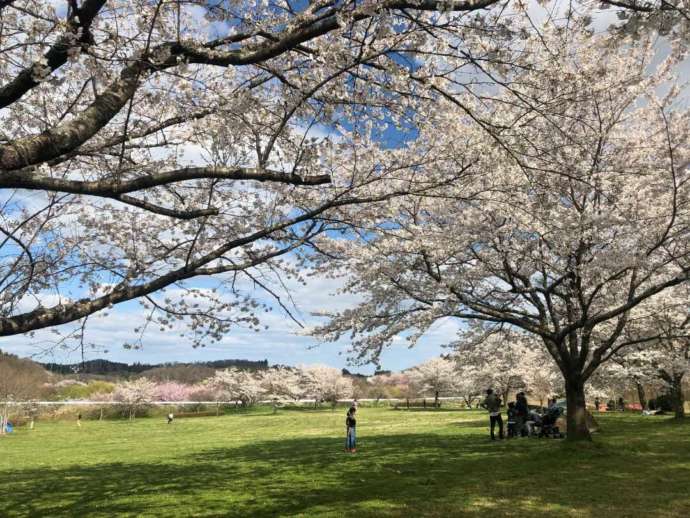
left=345, top=406, right=357, bottom=453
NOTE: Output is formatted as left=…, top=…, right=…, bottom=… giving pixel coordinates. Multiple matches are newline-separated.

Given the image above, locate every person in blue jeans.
left=345, top=406, right=357, bottom=453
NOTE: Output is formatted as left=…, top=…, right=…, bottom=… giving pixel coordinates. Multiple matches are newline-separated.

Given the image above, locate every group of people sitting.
left=482, top=389, right=564, bottom=440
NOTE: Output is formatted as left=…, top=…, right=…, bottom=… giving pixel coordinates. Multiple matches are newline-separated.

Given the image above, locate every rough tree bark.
left=565, top=375, right=592, bottom=441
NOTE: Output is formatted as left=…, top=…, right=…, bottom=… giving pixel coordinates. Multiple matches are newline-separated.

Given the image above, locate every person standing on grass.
left=515, top=392, right=529, bottom=437
left=594, top=397, right=600, bottom=412
left=345, top=406, right=357, bottom=453
left=481, top=389, right=503, bottom=440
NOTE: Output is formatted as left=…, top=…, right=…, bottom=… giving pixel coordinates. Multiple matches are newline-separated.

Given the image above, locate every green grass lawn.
left=1, top=407, right=689, bottom=517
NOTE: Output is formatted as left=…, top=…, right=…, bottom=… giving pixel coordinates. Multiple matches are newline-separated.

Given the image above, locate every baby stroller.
left=525, top=410, right=542, bottom=437
left=538, top=405, right=564, bottom=438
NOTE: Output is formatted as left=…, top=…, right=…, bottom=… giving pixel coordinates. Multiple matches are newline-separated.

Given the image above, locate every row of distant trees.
left=3, top=332, right=688, bottom=428
left=404, top=325, right=690, bottom=419
left=40, top=358, right=269, bottom=377
left=46, top=365, right=356, bottom=420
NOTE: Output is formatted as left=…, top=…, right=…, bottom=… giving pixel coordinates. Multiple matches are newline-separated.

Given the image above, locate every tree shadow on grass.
left=451, top=419, right=487, bottom=429
left=391, top=407, right=472, bottom=413
left=2, top=428, right=690, bottom=517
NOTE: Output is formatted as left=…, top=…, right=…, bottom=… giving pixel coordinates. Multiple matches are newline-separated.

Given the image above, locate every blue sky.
left=0, top=271, right=459, bottom=374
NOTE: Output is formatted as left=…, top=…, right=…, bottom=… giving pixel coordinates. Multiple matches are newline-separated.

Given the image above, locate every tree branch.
left=0, top=0, right=107, bottom=109
left=0, top=166, right=331, bottom=195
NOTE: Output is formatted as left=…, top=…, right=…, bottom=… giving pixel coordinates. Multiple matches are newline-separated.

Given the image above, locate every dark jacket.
left=515, top=397, right=528, bottom=417
left=482, top=394, right=501, bottom=413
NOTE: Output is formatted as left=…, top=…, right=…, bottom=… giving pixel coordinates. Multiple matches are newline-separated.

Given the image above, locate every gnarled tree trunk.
left=565, top=375, right=591, bottom=441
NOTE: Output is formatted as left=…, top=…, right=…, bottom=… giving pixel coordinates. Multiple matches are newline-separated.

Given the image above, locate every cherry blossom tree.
left=452, top=370, right=482, bottom=409
left=453, top=328, right=562, bottom=407
left=300, top=364, right=353, bottom=408
left=0, top=1, right=685, bottom=351
left=605, top=287, right=690, bottom=417
left=206, top=368, right=265, bottom=407
left=112, top=377, right=156, bottom=419
left=636, top=308, right=689, bottom=418
left=260, top=366, right=304, bottom=401
left=153, top=381, right=194, bottom=402
left=0, top=0, right=500, bottom=346
left=407, top=357, right=458, bottom=407
left=454, top=330, right=522, bottom=405
left=314, top=25, right=690, bottom=440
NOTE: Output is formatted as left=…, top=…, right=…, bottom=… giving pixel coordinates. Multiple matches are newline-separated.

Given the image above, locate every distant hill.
left=40, top=358, right=269, bottom=376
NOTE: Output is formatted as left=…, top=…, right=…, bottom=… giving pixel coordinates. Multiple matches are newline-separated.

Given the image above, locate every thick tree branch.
left=0, top=0, right=107, bottom=109
left=0, top=175, right=442, bottom=335
left=0, top=166, right=331, bottom=195
left=113, top=194, right=218, bottom=220
left=0, top=0, right=500, bottom=172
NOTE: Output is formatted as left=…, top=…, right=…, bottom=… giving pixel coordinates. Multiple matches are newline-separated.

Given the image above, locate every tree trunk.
left=434, top=390, right=439, bottom=408
left=670, top=375, right=685, bottom=419
left=565, top=375, right=591, bottom=441
left=636, top=382, right=647, bottom=410
left=0, top=402, right=7, bottom=435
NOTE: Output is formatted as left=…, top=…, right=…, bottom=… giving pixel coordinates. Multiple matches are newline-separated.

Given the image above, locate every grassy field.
left=1, top=407, right=689, bottom=517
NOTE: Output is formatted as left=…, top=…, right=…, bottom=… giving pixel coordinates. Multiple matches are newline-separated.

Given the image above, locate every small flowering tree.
left=300, top=365, right=353, bottom=408
left=206, top=369, right=265, bottom=408
left=407, top=357, right=458, bottom=408
left=608, top=289, right=690, bottom=417
left=153, top=382, right=195, bottom=402
left=113, top=378, right=157, bottom=420
left=452, top=328, right=561, bottom=406
left=260, top=367, right=304, bottom=401
left=453, top=370, right=483, bottom=409
left=585, top=360, right=641, bottom=409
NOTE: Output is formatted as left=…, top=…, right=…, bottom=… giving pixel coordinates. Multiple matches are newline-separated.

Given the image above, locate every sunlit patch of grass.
left=0, top=409, right=689, bottom=516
